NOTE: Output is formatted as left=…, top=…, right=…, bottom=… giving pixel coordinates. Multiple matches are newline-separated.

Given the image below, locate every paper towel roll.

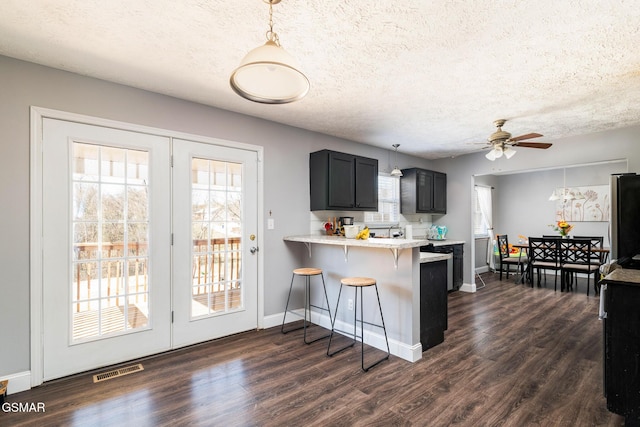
left=405, top=224, right=413, bottom=239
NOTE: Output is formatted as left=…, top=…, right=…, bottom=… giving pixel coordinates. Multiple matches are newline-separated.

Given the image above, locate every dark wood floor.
left=4, top=273, right=625, bottom=426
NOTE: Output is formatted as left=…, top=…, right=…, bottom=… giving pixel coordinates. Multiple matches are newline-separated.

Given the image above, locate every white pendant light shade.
left=485, top=146, right=503, bottom=161
left=230, top=40, right=309, bottom=104
left=548, top=190, right=560, bottom=201
left=503, top=146, right=517, bottom=159
left=230, top=0, right=309, bottom=104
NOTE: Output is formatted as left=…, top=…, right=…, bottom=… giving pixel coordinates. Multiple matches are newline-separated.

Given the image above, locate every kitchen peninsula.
left=283, top=235, right=454, bottom=362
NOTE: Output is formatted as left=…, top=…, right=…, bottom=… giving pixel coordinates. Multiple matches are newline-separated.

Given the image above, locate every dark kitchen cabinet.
left=310, top=150, right=378, bottom=211
left=420, top=260, right=448, bottom=350
left=400, top=168, right=447, bottom=214
left=600, top=270, right=640, bottom=425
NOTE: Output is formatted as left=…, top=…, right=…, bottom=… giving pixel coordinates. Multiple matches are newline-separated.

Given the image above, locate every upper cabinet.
left=310, top=150, right=378, bottom=211
left=400, top=168, right=447, bottom=214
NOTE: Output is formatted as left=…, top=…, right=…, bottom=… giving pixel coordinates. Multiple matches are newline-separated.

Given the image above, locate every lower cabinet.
left=420, top=260, right=448, bottom=350
left=601, top=276, right=640, bottom=425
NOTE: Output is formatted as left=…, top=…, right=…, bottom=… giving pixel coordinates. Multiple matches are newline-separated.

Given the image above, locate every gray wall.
left=0, top=55, right=436, bottom=378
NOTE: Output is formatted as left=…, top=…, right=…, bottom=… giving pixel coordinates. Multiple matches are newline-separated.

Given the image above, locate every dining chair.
left=560, top=239, right=600, bottom=296
left=573, top=236, right=606, bottom=262
left=528, top=237, right=562, bottom=290
left=572, top=236, right=606, bottom=293
left=496, top=234, right=526, bottom=282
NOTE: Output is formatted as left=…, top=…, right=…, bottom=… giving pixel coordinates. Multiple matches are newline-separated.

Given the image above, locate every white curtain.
left=475, top=186, right=494, bottom=270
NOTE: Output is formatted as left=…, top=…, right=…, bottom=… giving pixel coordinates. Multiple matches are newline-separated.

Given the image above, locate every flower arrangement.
left=549, top=220, right=573, bottom=237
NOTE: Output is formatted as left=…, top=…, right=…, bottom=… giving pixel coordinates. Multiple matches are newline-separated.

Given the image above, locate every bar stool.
left=281, top=267, right=332, bottom=344
left=327, top=277, right=390, bottom=372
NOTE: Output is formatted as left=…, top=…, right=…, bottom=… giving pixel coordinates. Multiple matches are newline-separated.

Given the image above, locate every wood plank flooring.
left=3, top=273, right=625, bottom=426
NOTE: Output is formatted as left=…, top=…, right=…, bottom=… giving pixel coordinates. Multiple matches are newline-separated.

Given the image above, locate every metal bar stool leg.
left=281, top=272, right=304, bottom=335
left=327, top=284, right=356, bottom=356
left=302, top=274, right=331, bottom=344
left=362, top=283, right=390, bottom=372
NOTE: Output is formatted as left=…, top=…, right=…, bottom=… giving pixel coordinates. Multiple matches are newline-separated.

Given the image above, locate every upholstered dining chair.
left=528, top=237, right=562, bottom=290
left=560, top=239, right=601, bottom=296
left=497, top=234, right=527, bottom=282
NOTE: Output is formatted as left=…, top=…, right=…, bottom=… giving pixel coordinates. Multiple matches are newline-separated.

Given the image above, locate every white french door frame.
left=30, top=106, right=264, bottom=387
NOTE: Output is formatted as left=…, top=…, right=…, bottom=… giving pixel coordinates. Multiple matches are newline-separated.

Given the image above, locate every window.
left=365, top=174, right=399, bottom=223
left=473, top=185, right=492, bottom=237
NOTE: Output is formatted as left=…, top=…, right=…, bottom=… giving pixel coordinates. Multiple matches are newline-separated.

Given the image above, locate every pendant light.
left=548, top=168, right=586, bottom=201
left=391, top=144, right=403, bottom=177
left=230, top=0, right=309, bottom=104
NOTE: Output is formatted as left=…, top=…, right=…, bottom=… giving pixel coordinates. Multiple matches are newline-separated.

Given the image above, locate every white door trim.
left=30, top=106, right=264, bottom=387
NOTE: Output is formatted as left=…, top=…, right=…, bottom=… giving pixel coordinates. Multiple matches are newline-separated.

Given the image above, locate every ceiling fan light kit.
left=230, top=0, right=309, bottom=104
left=482, top=119, right=551, bottom=161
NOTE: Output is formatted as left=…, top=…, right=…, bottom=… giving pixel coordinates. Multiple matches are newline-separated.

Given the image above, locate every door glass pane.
left=191, top=158, right=244, bottom=318
left=71, top=143, right=150, bottom=342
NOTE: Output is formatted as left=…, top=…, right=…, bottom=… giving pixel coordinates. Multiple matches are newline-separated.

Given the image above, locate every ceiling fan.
left=483, top=119, right=552, bottom=161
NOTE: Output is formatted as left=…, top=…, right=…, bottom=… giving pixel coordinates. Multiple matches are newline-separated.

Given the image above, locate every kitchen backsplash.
left=309, top=211, right=434, bottom=238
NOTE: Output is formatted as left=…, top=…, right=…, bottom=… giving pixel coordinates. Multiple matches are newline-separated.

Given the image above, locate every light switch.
left=267, top=218, right=275, bottom=230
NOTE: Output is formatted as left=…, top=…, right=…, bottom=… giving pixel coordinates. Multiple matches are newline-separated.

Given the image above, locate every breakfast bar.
left=283, top=235, right=451, bottom=362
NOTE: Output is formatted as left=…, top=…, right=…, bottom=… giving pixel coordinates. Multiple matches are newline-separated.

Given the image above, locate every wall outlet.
left=347, top=299, right=353, bottom=310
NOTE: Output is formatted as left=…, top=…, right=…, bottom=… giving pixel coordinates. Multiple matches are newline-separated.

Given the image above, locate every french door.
left=40, top=117, right=259, bottom=381
left=172, top=139, right=258, bottom=347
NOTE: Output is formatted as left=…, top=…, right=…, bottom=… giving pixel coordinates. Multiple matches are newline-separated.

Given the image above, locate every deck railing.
left=73, top=237, right=242, bottom=312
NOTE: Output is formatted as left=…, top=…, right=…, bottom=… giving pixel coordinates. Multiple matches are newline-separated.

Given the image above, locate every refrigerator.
left=610, top=173, right=640, bottom=268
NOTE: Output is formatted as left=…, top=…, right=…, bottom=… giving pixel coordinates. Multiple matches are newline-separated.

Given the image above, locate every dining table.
left=512, top=240, right=610, bottom=289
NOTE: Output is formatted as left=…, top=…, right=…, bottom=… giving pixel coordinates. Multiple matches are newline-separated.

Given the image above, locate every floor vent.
left=93, top=363, right=144, bottom=383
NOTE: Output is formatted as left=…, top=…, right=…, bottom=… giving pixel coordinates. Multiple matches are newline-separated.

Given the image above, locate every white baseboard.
left=459, top=282, right=476, bottom=293
left=475, top=265, right=490, bottom=274
left=1, top=371, right=31, bottom=395
left=263, top=310, right=423, bottom=363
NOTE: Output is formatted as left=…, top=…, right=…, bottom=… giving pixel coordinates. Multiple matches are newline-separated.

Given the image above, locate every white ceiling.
left=2, top=1, right=640, bottom=159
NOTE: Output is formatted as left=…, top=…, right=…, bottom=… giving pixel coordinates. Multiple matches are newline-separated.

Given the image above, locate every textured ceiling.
left=1, top=1, right=640, bottom=159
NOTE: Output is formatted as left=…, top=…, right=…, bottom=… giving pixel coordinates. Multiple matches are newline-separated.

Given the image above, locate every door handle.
left=250, top=247, right=259, bottom=254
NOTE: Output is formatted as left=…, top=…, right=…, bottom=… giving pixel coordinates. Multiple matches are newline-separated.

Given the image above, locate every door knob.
left=250, top=247, right=259, bottom=254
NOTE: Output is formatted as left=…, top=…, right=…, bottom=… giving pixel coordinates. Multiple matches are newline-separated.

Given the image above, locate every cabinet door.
left=433, top=172, right=447, bottom=213
left=604, top=282, right=640, bottom=420
left=417, top=170, right=434, bottom=212
left=452, top=244, right=464, bottom=289
left=420, top=260, right=447, bottom=350
left=328, top=151, right=355, bottom=208
left=354, top=156, right=378, bottom=209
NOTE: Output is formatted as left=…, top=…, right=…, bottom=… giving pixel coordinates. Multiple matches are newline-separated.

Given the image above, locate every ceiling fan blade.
left=512, top=142, right=552, bottom=149
left=510, top=132, right=543, bottom=142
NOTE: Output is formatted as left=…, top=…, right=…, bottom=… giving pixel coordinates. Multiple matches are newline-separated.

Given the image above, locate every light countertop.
left=420, top=252, right=452, bottom=263
left=603, top=268, right=640, bottom=285
left=283, top=235, right=430, bottom=249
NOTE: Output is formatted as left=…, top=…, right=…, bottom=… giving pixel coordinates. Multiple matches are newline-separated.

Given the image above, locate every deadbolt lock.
left=250, top=234, right=256, bottom=241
